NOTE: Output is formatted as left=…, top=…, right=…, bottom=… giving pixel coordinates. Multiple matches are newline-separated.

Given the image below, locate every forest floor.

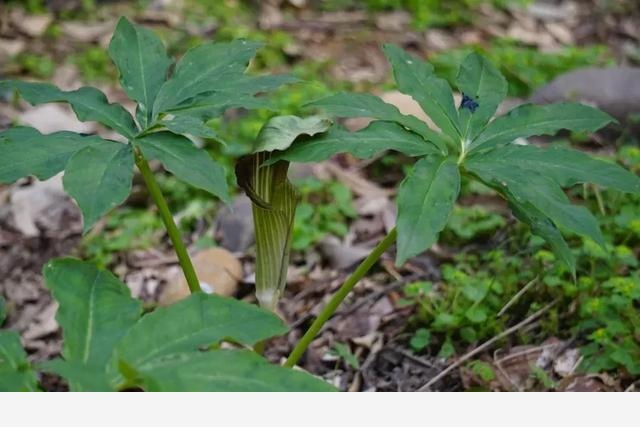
left=1, top=0, right=640, bottom=391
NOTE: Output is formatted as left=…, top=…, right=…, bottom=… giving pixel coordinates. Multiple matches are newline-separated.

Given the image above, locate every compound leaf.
left=63, top=142, right=134, bottom=232
left=396, top=155, right=460, bottom=265
left=43, top=258, right=142, bottom=391
left=0, top=80, right=138, bottom=138
left=111, top=293, right=286, bottom=374
left=108, top=17, right=171, bottom=129
left=470, top=103, right=614, bottom=153
left=271, top=121, right=438, bottom=163
left=455, top=52, right=507, bottom=141
left=383, top=44, right=460, bottom=140
left=0, top=127, right=104, bottom=183
left=131, top=350, right=336, bottom=392
left=308, top=92, right=448, bottom=153
left=0, top=331, right=39, bottom=392
left=153, top=40, right=262, bottom=115
left=134, top=132, right=229, bottom=202
left=468, top=144, right=640, bottom=194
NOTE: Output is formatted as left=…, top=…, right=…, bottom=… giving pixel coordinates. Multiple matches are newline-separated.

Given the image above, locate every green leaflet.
left=466, top=161, right=605, bottom=247
left=158, top=114, right=224, bottom=140
left=155, top=77, right=291, bottom=138
left=110, top=293, right=288, bottom=380
left=152, top=39, right=262, bottom=115
left=269, top=121, right=439, bottom=164
left=133, top=132, right=229, bottom=202
left=508, top=198, right=576, bottom=276
left=132, top=350, right=336, bottom=392
left=467, top=144, right=640, bottom=194
left=0, top=331, right=39, bottom=392
left=43, top=258, right=142, bottom=391
left=108, top=17, right=171, bottom=129
left=0, top=127, right=104, bottom=183
left=455, top=52, right=507, bottom=141
left=383, top=44, right=461, bottom=140
left=158, top=92, right=271, bottom=139
left=308, top=92, right=448, bottom=153
left=469, top=103, right=614, bottom=153
left=217, top=74, right=299, bottom=95
left=253, top=115, right=332, bottom=152
left=396, top=155, right=461, bottom=265
left=63, top=141, right=134, bottom=232
left=0, top=80, right=138, bottom=138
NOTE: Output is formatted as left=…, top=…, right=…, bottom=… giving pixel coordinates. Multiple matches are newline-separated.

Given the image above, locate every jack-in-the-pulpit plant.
left=0, top=18, right=335, bottom=392
left=236, top=115, right=332, bottom=309
left=277, top=44, right=640, bottom=366
left=0, top=17, right=295, bottom=294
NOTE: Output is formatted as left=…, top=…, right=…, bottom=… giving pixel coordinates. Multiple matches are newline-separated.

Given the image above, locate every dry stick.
left=417, top=300, right=558, bottom=392
left=496, top=276, right=539, bottom=317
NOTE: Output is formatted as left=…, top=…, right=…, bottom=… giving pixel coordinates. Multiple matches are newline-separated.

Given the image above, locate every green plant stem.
left=284, top=228, right=397, bottom=368
left=134, top=149, right=201, bottom=294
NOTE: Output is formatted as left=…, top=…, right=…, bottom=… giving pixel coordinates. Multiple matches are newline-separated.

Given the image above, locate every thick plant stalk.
left=134, top=149, right=201, bottom=294
left=284, top=228, right=397, bottom=367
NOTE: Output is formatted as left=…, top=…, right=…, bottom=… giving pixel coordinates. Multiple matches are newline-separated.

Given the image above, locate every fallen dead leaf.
left=12, top=12, right=52, bottom=38
left=10, top=175, right=70, bottom=237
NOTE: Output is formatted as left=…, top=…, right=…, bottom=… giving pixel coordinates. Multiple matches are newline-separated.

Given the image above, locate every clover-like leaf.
left=0, top=80, right=138, bottom=138
left=108, top=17, right=172, bottom=129
left=396, top=155, right=460, bottom=265
left=63, top=141, right=135, bottom=232
left=134, top=132, right=229, bottom=202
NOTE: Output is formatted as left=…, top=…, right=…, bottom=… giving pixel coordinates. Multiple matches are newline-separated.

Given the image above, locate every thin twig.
left=497, top=276, right=538, bottom=317
left=417, top=300, right=558, bottom=391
